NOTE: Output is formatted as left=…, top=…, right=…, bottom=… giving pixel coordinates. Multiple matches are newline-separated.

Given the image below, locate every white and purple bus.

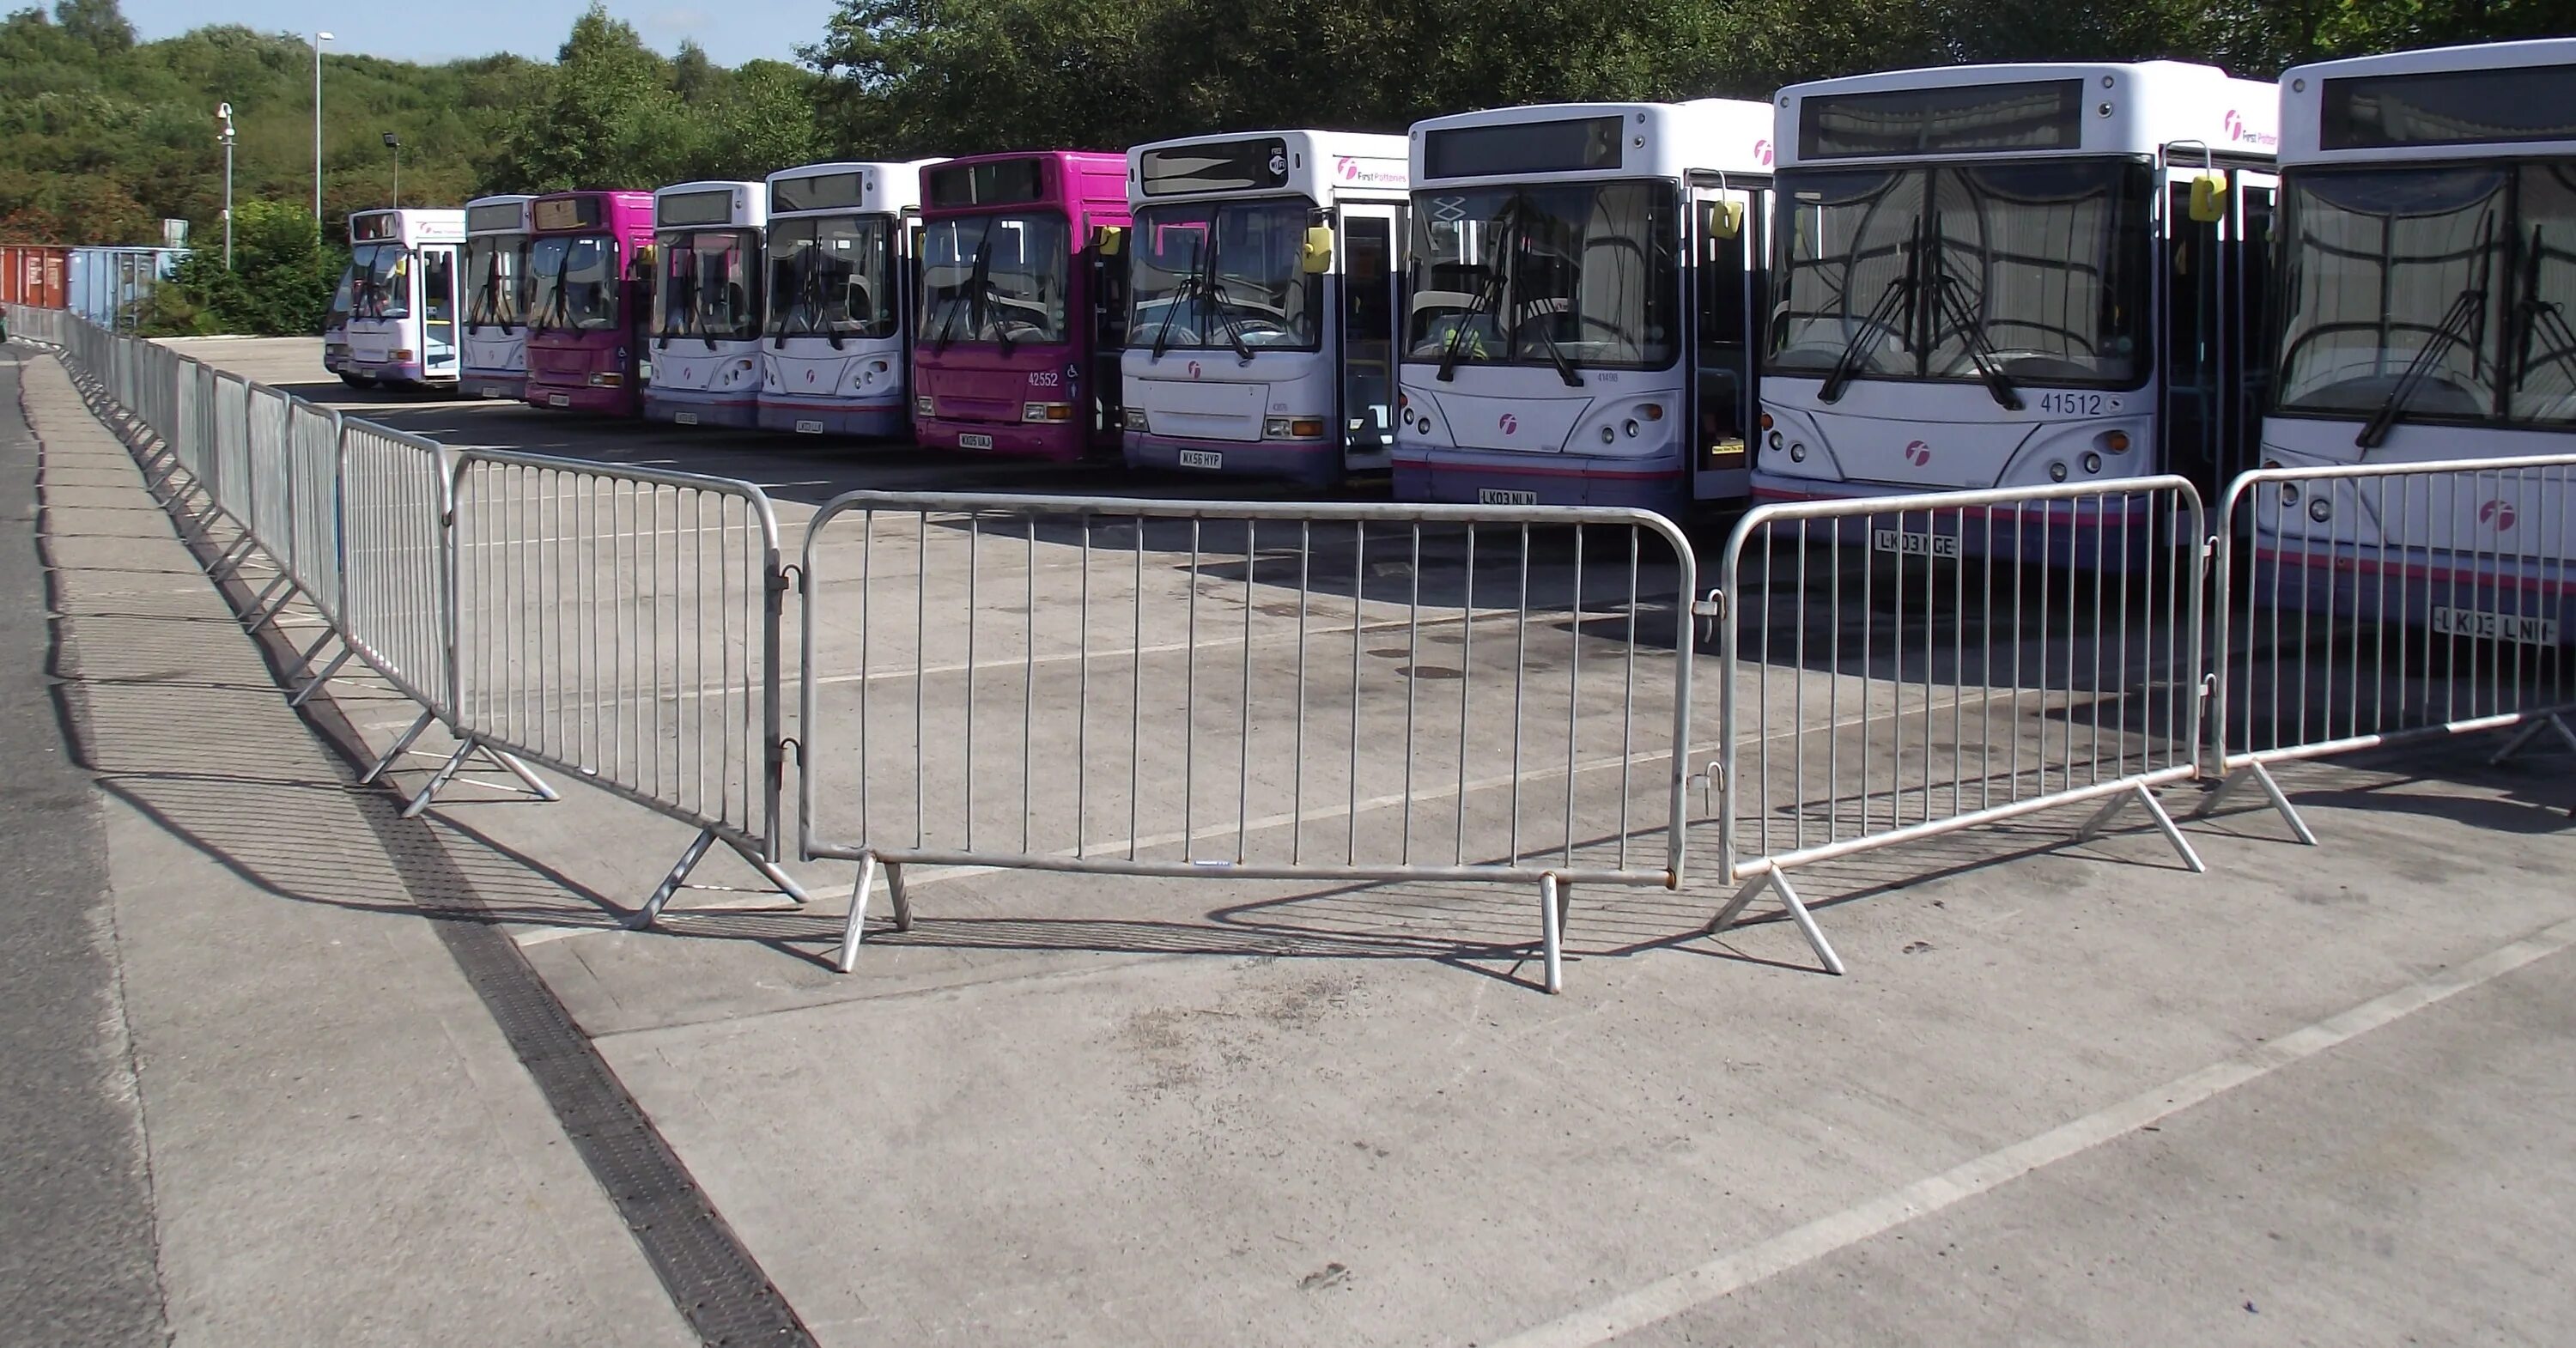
left=1394, top=100, right=1776, bottom=515
left=1757, top=62, right=2280, bottom=533
left=462, top=193, right=533, bottom=400
left=343, top=207, right=467, bottom=391
left=759, top=160, right=939, bottom=437
left=1121, top=130, right=1408, bottom=488
left=2257, top=39, right=2576, bottom=641
left=646, top=180, right=767, bottom=428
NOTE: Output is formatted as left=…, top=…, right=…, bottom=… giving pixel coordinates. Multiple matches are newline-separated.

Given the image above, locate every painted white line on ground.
left=1488, top=912, right=2576, bottom=1348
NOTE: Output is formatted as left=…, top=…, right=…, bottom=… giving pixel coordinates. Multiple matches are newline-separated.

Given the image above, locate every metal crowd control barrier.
left=428, top=449, right=803, bottom=914
left=799, top=493, right=1698, bottom=992
left=3, top=303, right=67, bottom=346
left=1710, top=478, right=2208, bottom=973
left=2208, top=454, right=2576, bottom=839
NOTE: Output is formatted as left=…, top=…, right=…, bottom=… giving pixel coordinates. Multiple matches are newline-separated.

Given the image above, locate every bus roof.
left=526, top=190, right=653, bottom=236
left=465, top=194, right=533, bottom=236
left=1773, top=61, right=2278, bottom=168
left=2279, top=38, right=2576, bottom=165
left=920, top=149, right=1128, bottom=216
left=652, top=180, right=765, bottom=230
left=766, top=160, right=945, bottom=217
left=1407, top=100, right=1774, bottom=188
left=1127, top=130, right=1407, bottom=208
left=346, top=208, right=465, bottom=246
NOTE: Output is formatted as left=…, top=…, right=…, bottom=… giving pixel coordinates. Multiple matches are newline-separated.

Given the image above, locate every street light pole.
left=217, top=102, right=236, bottom=270
left=312, top=31, right=333, bottom=233
left=384, top=133, right=402, bottom=209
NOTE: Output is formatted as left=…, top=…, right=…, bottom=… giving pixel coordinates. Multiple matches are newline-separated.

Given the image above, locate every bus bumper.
left=1393, top=446, right=1687, bottom=515
left=1124, top=432, right=1342, bottom=489
left=756, top=399, right=908, bottom=439
left=462, top=371, right=527, bottom=402
left=644, top=388, right=761, bottom=428
left=917, top=416, right=1085, bottom=462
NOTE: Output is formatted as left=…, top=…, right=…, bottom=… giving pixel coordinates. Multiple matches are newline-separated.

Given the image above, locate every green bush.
left=148, top=198, right=343, bottom=337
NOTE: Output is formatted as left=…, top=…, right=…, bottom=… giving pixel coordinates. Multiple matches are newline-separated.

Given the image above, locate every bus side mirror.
left=2189, top=173, right=2228, bottom=224
left=1094, top=225, right=1125, bottom=256
left=1301, top=226, right=1334, bottom=274
left=1710, top=201, right=1744, bottom=240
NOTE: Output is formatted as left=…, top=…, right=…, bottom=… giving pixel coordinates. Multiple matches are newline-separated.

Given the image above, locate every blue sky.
left=120, top=0, right=842, bottom=68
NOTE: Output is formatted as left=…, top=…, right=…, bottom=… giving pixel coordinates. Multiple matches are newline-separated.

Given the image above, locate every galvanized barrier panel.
left=287, top=400, right=343, bottom=627
left=243, top=382, right=296, bottom=603
left=799, top=493, right=1699, bottom=991
left=209, top=372, right=252, bottom=528
left=2208, top=455, right=2576, bottom=840
left=431, top=449, right=801, bottom=913
left=1711, top=479, right=2208, bottom=973
left=335, top=416, right=458, bottom=771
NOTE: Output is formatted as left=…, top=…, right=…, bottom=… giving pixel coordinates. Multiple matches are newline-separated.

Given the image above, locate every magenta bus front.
left=912, top=152, right=1131, bottom=460
left=523, top=191, right=654, bottom=416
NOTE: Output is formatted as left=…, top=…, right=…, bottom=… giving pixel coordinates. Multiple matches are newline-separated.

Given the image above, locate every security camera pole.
left=217, top=102, right=236, bottom=270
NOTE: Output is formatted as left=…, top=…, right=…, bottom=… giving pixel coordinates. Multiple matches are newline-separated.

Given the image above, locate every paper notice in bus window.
left=2432, top=606, right=2559, bottom=647
left=1873, top=528, right=1961, bottom=559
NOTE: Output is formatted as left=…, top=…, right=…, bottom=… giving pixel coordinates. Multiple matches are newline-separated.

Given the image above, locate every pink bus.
left=912, top=151, right=1132, bottom=460
left=523, top=190, right=654, bottom=416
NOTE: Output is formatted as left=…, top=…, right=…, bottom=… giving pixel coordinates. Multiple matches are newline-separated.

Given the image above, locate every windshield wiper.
left=1819, top=219, right=1917, bottom=405
left=2510, top=224, right=2576, bottom=398
left=1208, top=280, right=1254, bottom=364
left=1933, top=273, right=2023, bottom=410
left=1150, top=271, right=1200, bottom=359
left=934, top=236, right=992, bottom=355
left=2356, top=282, right=2486, bottom=449
left=1528, top=319, right=1583, bottom=388
left=1437, top=197, right=1520, bottom=384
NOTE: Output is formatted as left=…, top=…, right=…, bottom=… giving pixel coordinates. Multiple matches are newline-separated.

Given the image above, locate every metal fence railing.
left=798, top=493, right=1699, bottom=992
left=2208, top=455, right=2576, bottom=840
left=428, top=449, right=804, bottom=914
left=1710, top=479, right=2209, bottom=973
left=3, top=302, right=67, bottom=346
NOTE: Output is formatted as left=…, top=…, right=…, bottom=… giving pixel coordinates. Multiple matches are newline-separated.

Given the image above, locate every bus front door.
left=1689, top=183, right=1759, bottom=508
left=1338, top=203, right=1400, bottom=474
left=422, top=244, right=460, bottom=384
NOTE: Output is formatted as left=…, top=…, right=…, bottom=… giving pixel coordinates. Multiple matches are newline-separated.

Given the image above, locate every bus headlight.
left=1123, top=408, right=1149, bottom=430
left=1623, top=419, right=1640, bottom=438
left=2309, top=497, right=2332, bottom=523
left=588, top=372, right=623, bottom=386
left=2049, top=461, right=2069, bottom=483
left=1788, top=442, right=1807, bottom=463
left=2081, top=452, right=2102, bottom=473
left=1600, top=426, right=1615, bottom=445
left=915, top=395, right=934, bottom=416
left=1264, top=416, right=1327, bottom=440
left=1024, top=402, right=1072, bottom=422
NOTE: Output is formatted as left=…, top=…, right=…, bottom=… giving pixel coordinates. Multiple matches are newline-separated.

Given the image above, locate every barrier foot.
left=884, top=861, right=912, bottom=932
left=636, top=829, right=720, bottom=928
left=1710, top=871, right=1844, bottom=976
left=2076, top=782, right=2207, bottom=873
left=835, top=854, right=880, bottom=973
left=480, top=748, right=560, bottom=802
left=361, top=710, right=436, bottom=786
left=401, top=738, right=477, bottom=819
left=1537, top=873, right=1565, bottom=994
left=2196, top=762, right=2316, bottom=846
left=242, top=576, right=293, bottom=630
left=2492, top=713, right=2576, bottom=766
left=207, top=534, right=256, bottom=581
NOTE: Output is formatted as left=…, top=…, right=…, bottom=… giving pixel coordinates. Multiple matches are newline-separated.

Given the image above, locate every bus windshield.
left=917, top=212, right=1072, bottom=349
left=349, top=242, right=413, bottom=320
left=1766, top=159, right=2153, bottom=390
left=526, top=234, right=621, bottom=333
left=465, top=234, right=526, bottom=330
left=766, top=214, right=897, bottom=342
left=1406, top=180, right=1679, bottom=372
left=2274, top=161, right=2576, bottom=430
left=653, top=228, right=762, bottom=343
left=1129, top=199, right=1321, bottom=354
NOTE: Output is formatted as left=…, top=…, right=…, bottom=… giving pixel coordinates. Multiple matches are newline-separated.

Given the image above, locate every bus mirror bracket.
left=1300, top=226, right=1334, bottom=274
left=1094, top=225, right=1126, bottom=256
left=2189, top=173, right=2228, bottom=224
left=1712, top=200, right=1744, bottom=240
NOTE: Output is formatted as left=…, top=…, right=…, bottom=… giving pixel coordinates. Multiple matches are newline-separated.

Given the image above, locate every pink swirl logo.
left=1754, top=138, right=1774, bottom=167
left=1904, top=439, right=1931, bottom=466
left=1186, top=360, right=1201, bottom=379
left=1336, top=156, right=1358, bottom=181
left=2480, top=498, right=2518, bottom=531
left=2223, top=110, right=2244, bottom=141
left=1499, top=413, right=1520, bottom=434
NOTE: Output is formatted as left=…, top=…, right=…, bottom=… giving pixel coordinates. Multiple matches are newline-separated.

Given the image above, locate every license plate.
left=1873, top=528, right=1961, bottom=559
left=478, top=386, right=501, bottom=399
left=794, top=419, right=824, bottom=435
left=959, top=432, right=995, bottom=450
left=548, top=393, right=570, bottom=408
left=1177, top=449, right=1224, bottom=470
left=1479, top=488, right=1538, bottom=506
left=675, top=411, right=699, bottom=426
left=2432, top=605, right=2560, bottom=647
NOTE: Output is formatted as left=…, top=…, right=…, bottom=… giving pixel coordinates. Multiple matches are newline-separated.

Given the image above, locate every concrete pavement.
left=13, top=333, right=2576, bottom=1345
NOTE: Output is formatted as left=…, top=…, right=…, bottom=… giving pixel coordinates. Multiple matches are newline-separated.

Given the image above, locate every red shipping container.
left=0, top=245, right=69, bottom=308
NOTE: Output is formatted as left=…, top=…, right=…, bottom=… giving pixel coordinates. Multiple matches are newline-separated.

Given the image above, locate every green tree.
left=149, top=197, right=339, bottom=335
